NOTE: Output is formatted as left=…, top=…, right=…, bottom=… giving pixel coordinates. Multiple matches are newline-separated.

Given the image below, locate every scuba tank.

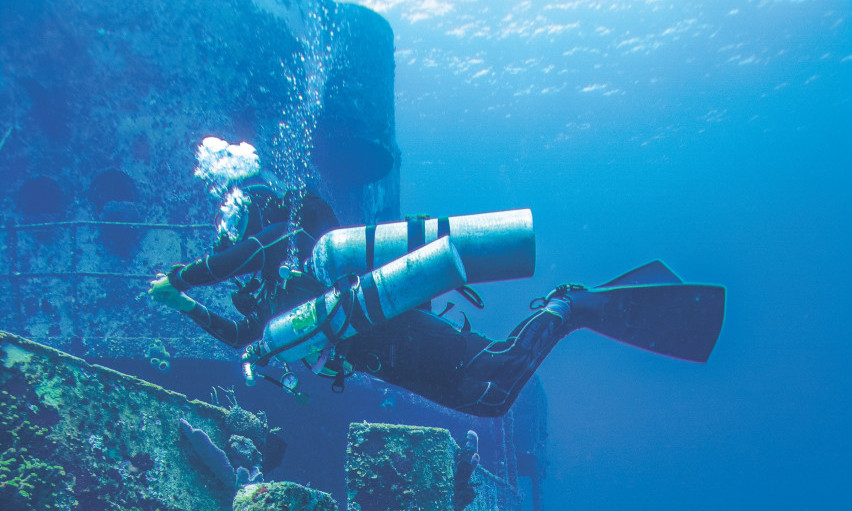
left=307, top=208, right=535, bottom=286
left=241, top=236, right=467, bottom=384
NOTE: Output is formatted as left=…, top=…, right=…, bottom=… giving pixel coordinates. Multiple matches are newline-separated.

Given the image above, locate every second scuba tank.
left=308, top=208, right=535, bottom=286
left=257, top=236, right=467, bottom=366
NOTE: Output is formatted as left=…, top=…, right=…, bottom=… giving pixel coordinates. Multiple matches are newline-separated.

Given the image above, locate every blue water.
left=353, top=0, right=851, bottom=509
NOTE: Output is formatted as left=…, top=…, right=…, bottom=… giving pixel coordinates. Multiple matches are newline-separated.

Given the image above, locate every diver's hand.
left=148, top=274, right=196, bottom=312
left=148, top=274, right=175, bottom=297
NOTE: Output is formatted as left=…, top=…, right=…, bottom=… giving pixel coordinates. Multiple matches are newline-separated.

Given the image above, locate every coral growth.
left=145, top=339, right=171, bottom=372
left=226, top=402, right=269, bottom=453
left=179, top=417, right=236, bottom=488
left=0, top=381, right=75, bottom=510
left=233, top=481, right=338, bottom=511
left=346, top=423, right=455, bottom=511
left=1, top=332, right=235, bottom=510
left=179, top=415, right=265, bottom=492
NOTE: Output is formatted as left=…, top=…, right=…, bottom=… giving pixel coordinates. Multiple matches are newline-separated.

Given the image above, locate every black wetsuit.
left=169, top=194, right=337, bottom=347
left=341, top=306, right=567, bottom=416
left=168, top=197, right=568, bottom=417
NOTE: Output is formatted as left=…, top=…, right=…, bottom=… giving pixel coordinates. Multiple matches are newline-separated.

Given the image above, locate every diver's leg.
left=344, top=296, right=574, bottom=417
left=450, top=292, right=574, bottom=416
left=343, top=310, right=485, bottom=405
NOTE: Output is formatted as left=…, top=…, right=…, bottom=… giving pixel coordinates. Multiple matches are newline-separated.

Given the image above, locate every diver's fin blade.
left=596, top=260, right=682, bottom=288
left=578, top=284, right=725, bottom=362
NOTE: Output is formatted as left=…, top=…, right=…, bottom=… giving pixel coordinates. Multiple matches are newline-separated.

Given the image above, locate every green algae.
left=0, top=382, right=76, bottom=510
left=233, top=481, right=338, bottom=511
left=2, top=343, right=33, bottom=369
left=0, top=331, right=234, bottom=510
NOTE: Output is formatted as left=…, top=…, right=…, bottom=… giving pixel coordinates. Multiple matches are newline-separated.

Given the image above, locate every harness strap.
left=316, top=289, right=340, bottom=346
left=348, top=295, right=373, bottom=334
left=331, top=361, right=346, bottom=393
left=320, top=284, right=356, bottom=343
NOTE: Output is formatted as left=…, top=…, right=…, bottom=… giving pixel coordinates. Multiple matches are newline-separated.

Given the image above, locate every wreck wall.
left=0, top=0, right=399, bottom=358
left=0, top=331, right=234, bottom=510
left=0, top=3, right=548, bottom=508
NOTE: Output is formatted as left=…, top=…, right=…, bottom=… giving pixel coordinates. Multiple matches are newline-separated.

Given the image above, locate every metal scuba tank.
left=257, top=236, right=467, bottom=366
left=307, top=208, right=535, bottom=286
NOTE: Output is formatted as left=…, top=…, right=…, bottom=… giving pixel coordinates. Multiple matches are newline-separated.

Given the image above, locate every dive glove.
left=148, top=274, right=197, bottom=312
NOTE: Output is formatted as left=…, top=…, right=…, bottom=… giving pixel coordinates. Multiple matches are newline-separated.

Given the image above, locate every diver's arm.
left=167, top=192, right=339, bottom=291
left=182, top=302, right=264, bottom=349
left=168, top=222, right=293, bottom=291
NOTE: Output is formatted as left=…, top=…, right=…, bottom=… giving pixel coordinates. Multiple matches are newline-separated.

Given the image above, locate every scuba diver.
left=149, top=138, right=726, bottom=418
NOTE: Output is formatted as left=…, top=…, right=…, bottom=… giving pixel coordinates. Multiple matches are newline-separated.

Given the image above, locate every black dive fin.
left=570, top=283, right=725, bottom=363
left=596, top=260, right=682, bottom=288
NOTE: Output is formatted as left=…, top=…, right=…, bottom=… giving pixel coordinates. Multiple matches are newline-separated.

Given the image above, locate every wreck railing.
left=0, top=219, right=214, bottom=348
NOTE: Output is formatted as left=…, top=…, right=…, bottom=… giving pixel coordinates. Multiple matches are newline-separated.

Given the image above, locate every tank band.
left=359, top=271, right=386, bottom=324
left=438, top=216, right=450, bottom=238
left=365, top=224, right=376, bottom=271
left=407, top=216, right=426, bottom=251
left=407, top=216, right=431, bottom=310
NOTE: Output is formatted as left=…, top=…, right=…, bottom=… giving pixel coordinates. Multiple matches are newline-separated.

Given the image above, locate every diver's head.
left=213, top=183, right=292, bottom=252
left=195, top=136, right=260, bottom=197
left=191, top=136, right=293, bottom=251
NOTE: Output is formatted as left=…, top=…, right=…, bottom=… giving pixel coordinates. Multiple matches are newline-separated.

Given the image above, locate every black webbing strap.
left=329, top=357, right=346, bottom=393
left=407, top=215, right=430, bottom=310
left=365, top=224, right=377, bottom=271
left=347, top=297, right=373, bottom=334
left=407, top=216, right=427, bottom=251
left=317, top=289, right=340, bottom=344
left=438, top=216, right=450, bottom=238
left=359, top=271, right=386, bottom=324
